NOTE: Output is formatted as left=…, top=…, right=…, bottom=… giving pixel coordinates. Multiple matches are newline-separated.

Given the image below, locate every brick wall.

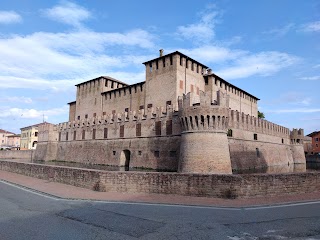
left=1, top=160, right=319, bottom=198
left=0, top=150, right=33, bottom=160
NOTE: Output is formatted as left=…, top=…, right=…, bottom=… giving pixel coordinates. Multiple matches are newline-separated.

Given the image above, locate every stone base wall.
left=34, top=137, right=181, bottom=171
left=1, top=160, right=319, bottom=198
left=0, top=150, right=33, bottom=160
left=229, top=138, right=296, bottom=171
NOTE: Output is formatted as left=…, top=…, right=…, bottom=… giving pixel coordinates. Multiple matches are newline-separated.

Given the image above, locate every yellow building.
left=20, top=122, right=48, bottom=150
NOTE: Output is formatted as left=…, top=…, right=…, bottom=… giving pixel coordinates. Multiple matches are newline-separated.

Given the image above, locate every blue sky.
left=0, top=0, right=319, bottom=134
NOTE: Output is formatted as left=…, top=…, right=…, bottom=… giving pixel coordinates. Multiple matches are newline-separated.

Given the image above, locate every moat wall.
left=0, top=150, right=33, bottom=160
left=0, top=160, right=318, bottom=198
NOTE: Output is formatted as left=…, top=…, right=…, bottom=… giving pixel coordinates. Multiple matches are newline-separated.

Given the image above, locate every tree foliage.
left=258, top=111, right=265, bottom=119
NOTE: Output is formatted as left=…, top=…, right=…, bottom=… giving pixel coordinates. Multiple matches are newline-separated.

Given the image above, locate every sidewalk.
left=1, top=170, right=320, bottom=208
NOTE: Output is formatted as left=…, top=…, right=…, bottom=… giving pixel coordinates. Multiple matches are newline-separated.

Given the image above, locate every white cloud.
left=0, top=11, right=22, bottom=24
left=313, top=64, right=320, bottom=68
left=43, top=1, right=90, bottom=28
left=0, top=106, right=69, bottom=119
left=0, top=96, right=32, bottom=104
left=176, top=6, right=221, bottom=43
left=262, top=23, right=294, bottom=38
left=216, top=51, right=299, bottom=79
left=300, top=21, right=320, bottom=33
left=300, top=76, right=320, bottom=81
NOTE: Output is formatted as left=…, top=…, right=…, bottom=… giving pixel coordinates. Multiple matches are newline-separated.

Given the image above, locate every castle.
left=34, top=50, right=306, bottom=174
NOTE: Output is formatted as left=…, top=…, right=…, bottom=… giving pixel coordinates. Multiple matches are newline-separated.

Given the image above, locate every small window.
left=113, top=151, right=116, bottom=156
left=139, top=105, right=144, bottom=110
left=227, top=129, right=233, bottom=137
left=104, top=128, right=108, bottom=139
left=205, top=78, right=208, bottom=85
left=166, top=101, right=172, bottom=106
left=316, top=138, right=319, bottom=142
left=66, top=132, right=68, bottom=141
left=170, top=55, right=173, bottom=65
left=120, top=125, right=124, bottom=138
left=82, top=130, right=85, bottom=140
left=256, top=148, right=260, bottom=158
left=254, top=133, right=258, bottom=140
left=77, top=116, right=80, bottom=120
left=138, top=151, right=142, bottom=156
left=136, top=123, right=141, bottom=137
left=155, top=121, right=161, bottom=136
left=103, top=112, right=106, bottom=116
left=180, top=56, right=182, bottom=66
left=170, top=151, right=176, bottom=157
left=85, top=114, right=88, bottom=119
left=154, top=151, right=160, bottom=158
left=125, top=108, right=129, bottom=112
left=147, top=103, right=153, bottom=108
left=316, top=144, right=319, bottom=148
left=73, top=131, right=76, bottom=140
left=92, top=129, right=96, bottom=139
left=166, top=120, right=172, bottom=135
left=35, top=132, right=38, bottom=137
left=58, top=132, right=61, bottom=141
left=282, top=138, right=284, bottom=144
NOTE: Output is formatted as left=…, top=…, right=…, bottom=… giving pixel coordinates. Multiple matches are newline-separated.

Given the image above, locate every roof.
left=7, top=134, right=21, bottom=138
left=307, top=131, right=320, bottom=137
left=67, top=101, right=76, bottom=105
left=20, top=122, right=51, bottom=130
left=143, top=51, right=209, bottom=69
left=205, top=72, right=260, bottom=101
left=75, top=76, right=128, bottom=87
left=101, top=81, right=145, bottom=95
left=0, top=129, right=15, bottom=134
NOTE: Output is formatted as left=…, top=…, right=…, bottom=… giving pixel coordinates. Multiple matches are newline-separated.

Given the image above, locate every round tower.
left=178, top=92, right=232, bottom=174
left=290, top=128, right=306, bottom=165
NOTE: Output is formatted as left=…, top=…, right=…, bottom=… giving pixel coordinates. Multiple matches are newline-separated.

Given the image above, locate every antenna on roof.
left=42, top=114, right=45, bottom=123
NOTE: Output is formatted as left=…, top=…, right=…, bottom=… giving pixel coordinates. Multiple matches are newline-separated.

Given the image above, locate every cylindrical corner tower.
left=178, top=102, right=232, bottom=174
left=290, top=128, right=306, bottom=165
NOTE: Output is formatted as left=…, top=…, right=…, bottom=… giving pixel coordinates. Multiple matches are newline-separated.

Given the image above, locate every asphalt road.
left=1, top=181, right=320, bottom=240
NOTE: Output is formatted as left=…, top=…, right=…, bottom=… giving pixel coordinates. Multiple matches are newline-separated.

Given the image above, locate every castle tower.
left=290, top=128, right=306, bottom=165
left=178, top=91, right=232, bottom=174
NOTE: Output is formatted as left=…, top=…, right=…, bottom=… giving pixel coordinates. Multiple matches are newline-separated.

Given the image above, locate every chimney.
left=159, top=49, right=164, bottom=57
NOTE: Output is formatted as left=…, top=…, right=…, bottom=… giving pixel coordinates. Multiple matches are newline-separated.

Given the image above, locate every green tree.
left=258, top=111, right=265, bottom=119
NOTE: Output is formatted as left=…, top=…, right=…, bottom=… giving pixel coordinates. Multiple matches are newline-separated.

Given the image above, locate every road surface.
left=1, top=181, right=320, bottom=239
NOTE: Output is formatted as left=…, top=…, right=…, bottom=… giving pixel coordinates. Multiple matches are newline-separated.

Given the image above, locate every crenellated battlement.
left=290, top=128, right=304, bottom=144
left=228, top=110, right=290, bottom=138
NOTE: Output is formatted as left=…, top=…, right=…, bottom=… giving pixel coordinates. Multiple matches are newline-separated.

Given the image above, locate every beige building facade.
left=34, top=50, right=306, bottom=174
left=0, top=129, right=15, bottom=147
left=20, top=123, right=49, bottom=150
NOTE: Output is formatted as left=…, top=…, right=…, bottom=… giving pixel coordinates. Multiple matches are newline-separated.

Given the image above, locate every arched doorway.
left=120, top=150, right=131, bottom=171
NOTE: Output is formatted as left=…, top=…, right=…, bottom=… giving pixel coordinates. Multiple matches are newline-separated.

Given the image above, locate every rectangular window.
left=136, top=123, right=141, bottom=137
left=147, top=103, right=153, bottom=108
left=191, top=62, right=194, bottom=71
left=227, top=129, right=233, bottom=137
left=120, top=125, right=124, bottom=138
left=138, top=151, right=142, bottom=156
left=113, top=151, right=116, bottom=156
left=180, top=80, right=184, bottom=90
left=256, top=148, right=260, bottom=158
left=139, top=105, right=144, bottom=110
left=82, top=130, right=85, bottom=140
left=190, top=84, right=194, bottom=93
left=166, top=120, right=172, bottom=135
left=35, top=132, right=38, bottom=137
left=77, top=116, right=80, bottom=120
left=170, top=55, right=173, bottom=65
left=104, top=128, right=108, bottom=139
left=254, top=133, right=258, bottom=140
left=282, top=138, right=284, bottom=144
left=92, top=129, right=96, bottom=139
left=316, top=138, right=319, bottom=142
left=155, top=121, right=161, bottom=136
left=85, top=114, right=88, bottom=119
left=103, top=112, right=106, bottom=116
left=66, top=132, right=68, bottom=141
left=154, top=151, right=160, bottom=158
left=205, top=78, right=208, bottom=85
left=125, top=108, right=129, bottom=112
left=73, top=131, right=76, bottom=140
left=180, top=56, right=182, bottom=66
left=58, top=132, right=61, bottom=141
left=166, top=101, right=172, bottom=106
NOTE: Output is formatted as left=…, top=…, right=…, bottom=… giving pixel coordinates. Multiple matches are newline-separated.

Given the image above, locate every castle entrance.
left=120, top=150, right=131, bottom=171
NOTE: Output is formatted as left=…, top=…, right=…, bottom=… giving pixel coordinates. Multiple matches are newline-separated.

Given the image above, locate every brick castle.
left=34, top=50, right=306, bottom=174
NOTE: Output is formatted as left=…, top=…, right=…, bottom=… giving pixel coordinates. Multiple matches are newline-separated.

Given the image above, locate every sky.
left=0, top=0, right=319, bottom=135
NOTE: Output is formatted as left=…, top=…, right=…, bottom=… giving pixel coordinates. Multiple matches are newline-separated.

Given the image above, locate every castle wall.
left=101, top=82, right=146, bottom=115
